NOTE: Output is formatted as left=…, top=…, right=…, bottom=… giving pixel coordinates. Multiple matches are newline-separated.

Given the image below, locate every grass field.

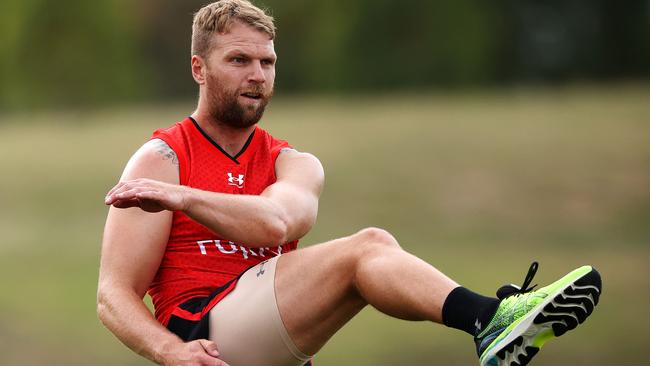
left=0, top=85, right=648, bottom=365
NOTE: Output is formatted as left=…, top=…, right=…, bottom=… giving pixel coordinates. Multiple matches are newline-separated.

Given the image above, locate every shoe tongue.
left=496, top=284, right=521, bottom=299
left=496, top=262, right=540, bottom=299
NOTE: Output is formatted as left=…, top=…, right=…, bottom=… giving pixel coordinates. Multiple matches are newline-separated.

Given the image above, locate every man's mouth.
left=240, top=92, right=262, bottom=100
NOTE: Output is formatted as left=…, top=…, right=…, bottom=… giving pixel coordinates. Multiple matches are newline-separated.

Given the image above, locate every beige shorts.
left=209, top=255, right=312, bottom=366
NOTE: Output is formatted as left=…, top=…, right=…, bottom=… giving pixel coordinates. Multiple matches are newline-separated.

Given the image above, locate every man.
left=97, top=1, right=602, bottom=366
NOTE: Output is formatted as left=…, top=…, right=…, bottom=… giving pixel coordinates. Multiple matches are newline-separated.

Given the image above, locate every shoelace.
left=495, top=261, right=539, bottom=300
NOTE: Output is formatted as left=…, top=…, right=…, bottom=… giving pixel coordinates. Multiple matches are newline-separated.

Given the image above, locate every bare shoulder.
left=278, top=148, right=322, bottom=165
left=149, top=138, right=179, bottom=166
left=277, top=148, right=323, bottom=173
left=275, top=148, right=324, bottom=188
left=119, top=139, right=180, bottom=184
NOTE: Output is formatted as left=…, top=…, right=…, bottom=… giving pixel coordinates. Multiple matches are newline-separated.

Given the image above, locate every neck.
left=191, top=109, right=256, bottom=157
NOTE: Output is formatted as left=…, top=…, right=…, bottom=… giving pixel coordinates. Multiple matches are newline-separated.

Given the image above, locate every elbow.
left=96, top=288, right=108, bottom=324
left=265, top=212, right=289, bottom=245
left=96, top=284, right=113, bottom=327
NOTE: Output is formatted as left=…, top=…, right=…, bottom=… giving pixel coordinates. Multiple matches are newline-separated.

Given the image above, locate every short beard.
left=205, top=74, right=273, bottom=129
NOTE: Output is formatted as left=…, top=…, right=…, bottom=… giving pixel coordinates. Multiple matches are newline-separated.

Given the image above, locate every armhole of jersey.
left=270, top=140, right=292, bottom=182
left=270, top=140, right=292, bottom=162
left=151, top=132, right=189, bottom=185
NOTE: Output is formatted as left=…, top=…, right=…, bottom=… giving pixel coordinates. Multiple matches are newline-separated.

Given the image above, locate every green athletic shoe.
left=475, top=262, right=602, bottom=366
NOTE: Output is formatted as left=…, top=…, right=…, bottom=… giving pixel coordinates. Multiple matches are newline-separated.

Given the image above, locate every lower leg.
left=351, top=230, right=499, bottom=335
left=353, top=243, right=458, bottom=322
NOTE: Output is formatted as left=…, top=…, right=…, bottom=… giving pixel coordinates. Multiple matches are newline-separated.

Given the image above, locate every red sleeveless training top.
left=148, top=117, right=298, bottom=325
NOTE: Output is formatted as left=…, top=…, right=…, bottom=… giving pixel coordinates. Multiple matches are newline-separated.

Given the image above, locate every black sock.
left=442, top=286, right=500, bottom=337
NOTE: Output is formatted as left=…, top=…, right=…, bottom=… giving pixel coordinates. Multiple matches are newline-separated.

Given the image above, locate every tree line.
left=1, top=0, right=648, bottom=110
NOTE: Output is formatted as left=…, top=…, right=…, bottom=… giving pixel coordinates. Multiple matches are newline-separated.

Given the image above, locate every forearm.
left=97, top=286, right=182, bottom=365
left=182, top=188, right=288, bottom=247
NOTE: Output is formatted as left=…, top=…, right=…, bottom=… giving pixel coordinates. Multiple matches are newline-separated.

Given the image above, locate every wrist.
left=179, top=185, right=193, bottom=212
left=154, top=337, right=184, bottom=365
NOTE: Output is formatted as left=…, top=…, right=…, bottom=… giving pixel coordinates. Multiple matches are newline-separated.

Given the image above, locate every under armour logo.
left=474, top=318, right=482, bottom=332
left=227, top=172, right=244, bottom=188
left=256, top=261, right=266, bottom=277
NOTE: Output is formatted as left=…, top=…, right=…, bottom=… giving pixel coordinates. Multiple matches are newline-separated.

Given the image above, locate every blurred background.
left=0, top=0, right=648, bottom=365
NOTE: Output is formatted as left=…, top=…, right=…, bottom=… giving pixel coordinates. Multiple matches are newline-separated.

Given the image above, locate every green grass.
left=0, top=84, right=648, bottom=365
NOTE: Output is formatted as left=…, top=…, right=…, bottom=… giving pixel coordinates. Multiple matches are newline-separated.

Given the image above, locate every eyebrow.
left=224, top=49, right=276, bottom=61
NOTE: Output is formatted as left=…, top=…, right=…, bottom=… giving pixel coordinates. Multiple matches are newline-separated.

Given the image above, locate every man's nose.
left=248, top=61, right=266, bottom=84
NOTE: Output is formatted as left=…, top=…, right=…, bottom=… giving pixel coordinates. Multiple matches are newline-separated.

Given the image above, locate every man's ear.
left=191, top=55, right=206, bottom=85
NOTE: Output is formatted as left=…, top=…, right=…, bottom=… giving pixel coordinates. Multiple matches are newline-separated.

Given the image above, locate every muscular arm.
left=97, top=140, right=225, bottom=365
left=183, top=148, right=323, bottom=246
left=106, top=147, right=325, bottom=247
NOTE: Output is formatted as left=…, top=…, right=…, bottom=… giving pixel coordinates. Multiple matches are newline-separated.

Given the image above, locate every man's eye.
left=232, top=57, right=246, bottom=63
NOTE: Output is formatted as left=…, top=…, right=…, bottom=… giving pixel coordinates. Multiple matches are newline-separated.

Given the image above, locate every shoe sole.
left=480, top=266, right=602, bottom=366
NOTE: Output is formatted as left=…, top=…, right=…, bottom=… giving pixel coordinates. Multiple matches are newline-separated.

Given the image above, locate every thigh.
left=274, top=235, right=369, bottom=356
left=209, top=256, right=311, bottom=366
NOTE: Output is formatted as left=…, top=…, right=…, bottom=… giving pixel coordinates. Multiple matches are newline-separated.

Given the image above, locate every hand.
left=161, top=339, right=231, bottom=366
left=105, top=178, right=188, bottom=212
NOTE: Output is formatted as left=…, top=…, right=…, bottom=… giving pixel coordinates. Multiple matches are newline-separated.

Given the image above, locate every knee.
left=352, top=227, right=401, bottom=250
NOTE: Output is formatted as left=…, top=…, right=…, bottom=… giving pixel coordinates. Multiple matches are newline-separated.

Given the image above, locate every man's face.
left=200, top=21, right=276, bottom=129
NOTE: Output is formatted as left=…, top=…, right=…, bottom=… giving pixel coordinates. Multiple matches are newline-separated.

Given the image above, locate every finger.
left=113, top=187, right=151, bottom=202
left=106, top=182, right=139, bottom=204
left=134, top=190, right=163, bottom=201
left=197, top=354, right=229, bottom=366
left=110, top=179, right=142, bottom=193
left=105, top=181, right=127, bottom=203
left=198, top=339, right=221, bottom=358
left=106, top=179, right=164, bottom=205
left=106, top=192, right=127, bottom=205
left=200, top=354, right=231, bottom=366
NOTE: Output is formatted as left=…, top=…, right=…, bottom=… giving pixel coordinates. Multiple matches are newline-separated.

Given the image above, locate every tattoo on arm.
left=153, top=139, right=179, bottom=166
left=279, top=147, right=298, bottom=155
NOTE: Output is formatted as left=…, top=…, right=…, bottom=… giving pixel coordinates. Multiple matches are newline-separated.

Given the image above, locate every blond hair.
left=191, top=0, right=276, bottom=57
